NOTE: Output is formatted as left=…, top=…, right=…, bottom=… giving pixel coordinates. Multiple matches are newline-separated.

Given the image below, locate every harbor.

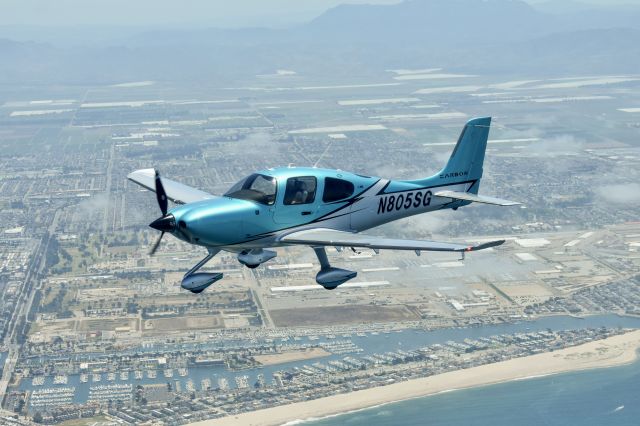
left=12, top=314, right=640, bottom=411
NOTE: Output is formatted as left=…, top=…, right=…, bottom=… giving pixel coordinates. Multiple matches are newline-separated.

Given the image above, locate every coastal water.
left=18, top=314, right=640, bottom=406
left=306, top=356, right=640, bottom=426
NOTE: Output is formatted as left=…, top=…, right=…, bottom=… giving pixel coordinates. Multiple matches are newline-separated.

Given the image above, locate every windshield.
left=224, top=173, right=277, bottom=205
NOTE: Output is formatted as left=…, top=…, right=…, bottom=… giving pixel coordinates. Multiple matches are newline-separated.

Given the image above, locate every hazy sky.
left=0, top=0, right=637, bottom=28
left=0, top=0, right=400, bottom=28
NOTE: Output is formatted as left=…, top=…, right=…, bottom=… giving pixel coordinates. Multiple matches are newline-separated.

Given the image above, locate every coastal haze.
left=0, top=0, right=639, bottom=425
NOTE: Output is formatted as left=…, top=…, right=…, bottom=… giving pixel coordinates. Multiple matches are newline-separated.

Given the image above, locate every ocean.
left=306, top=356, right=640, bottom=426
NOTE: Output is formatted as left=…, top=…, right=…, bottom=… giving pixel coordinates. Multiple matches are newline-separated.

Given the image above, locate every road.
left=102, top=142, right=115, bottom=236
left=0, top=209, right=59, bottom=407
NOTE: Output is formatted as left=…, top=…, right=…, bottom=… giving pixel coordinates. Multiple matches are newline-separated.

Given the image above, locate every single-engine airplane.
left=128, top=117, right=520, bottom=293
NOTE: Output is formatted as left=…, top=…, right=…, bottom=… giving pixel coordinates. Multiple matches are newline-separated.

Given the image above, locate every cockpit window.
left=284, top=176, right=317, bottom=205
left=322, top=177, right=354, bottom=203
left=225, top=173, right=277, bottom=205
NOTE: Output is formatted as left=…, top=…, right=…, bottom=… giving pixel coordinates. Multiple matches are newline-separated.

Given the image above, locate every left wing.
left=279, top=228, right=504, bottom=253
left=127, top=168, right=217, bottom=205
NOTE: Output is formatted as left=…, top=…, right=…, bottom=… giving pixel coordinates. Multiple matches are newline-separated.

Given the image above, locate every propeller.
left=149, top=232, right=164, bottom=256
left=155, top=169, right=168, bottom=216
left=148, top=169, right=175, bottom=255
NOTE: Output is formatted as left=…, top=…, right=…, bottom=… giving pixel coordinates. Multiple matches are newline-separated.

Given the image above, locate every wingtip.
left=472, top=239, right=506, bottom=251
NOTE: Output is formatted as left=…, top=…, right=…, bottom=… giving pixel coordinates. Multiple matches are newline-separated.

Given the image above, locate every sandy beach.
left=190, top=330, right=640, bottom=426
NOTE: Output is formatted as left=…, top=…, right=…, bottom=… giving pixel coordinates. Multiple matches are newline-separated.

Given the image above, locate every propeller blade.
left=149, top=231, right=165, bottom=256
left=154, top=169, right=168, bottom=216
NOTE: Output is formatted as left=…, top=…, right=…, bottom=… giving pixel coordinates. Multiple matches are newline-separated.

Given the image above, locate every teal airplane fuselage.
left=167, top=166, right=471, bottom=251
left=130, top=117, right=518, bottom=292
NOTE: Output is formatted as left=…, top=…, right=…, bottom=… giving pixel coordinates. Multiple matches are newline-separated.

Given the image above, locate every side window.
left=323, top=177, right=354, bottom=203
left=284, top=176, right=317, bottom=205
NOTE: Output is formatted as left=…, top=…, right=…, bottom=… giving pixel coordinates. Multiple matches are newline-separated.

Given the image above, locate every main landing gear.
left=313, top=246, right=357, bottom=290
left=238, top=249, right=277, bottom=269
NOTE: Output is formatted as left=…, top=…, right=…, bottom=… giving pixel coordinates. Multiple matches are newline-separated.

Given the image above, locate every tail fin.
left=437, top=117, right=491, bottom=193
left=398, top=117, right=519, bottom=207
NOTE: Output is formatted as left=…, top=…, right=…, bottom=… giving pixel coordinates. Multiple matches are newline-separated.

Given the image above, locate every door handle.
left=301, top=211, right=312, bottom=216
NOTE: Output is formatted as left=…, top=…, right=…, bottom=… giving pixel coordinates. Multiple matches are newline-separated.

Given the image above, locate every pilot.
left=291, top=180, right=308, bottom=204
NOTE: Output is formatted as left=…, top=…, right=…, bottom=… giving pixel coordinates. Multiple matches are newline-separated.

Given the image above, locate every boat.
left=218, top=378, right=229, bottom=391
left=53, top=375, right=68, bottom=385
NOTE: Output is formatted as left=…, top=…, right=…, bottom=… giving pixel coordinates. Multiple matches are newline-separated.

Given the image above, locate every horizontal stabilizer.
left=434, top=190, right=521, bottom=206
left=279, top=228, right=505, bottom=253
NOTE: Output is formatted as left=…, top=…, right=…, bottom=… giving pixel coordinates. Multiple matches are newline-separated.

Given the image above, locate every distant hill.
left=305, top=0, right=552, bottom=44
left=454, top=27, right=640, bottom=75
left=0, top=0, right=639, bottom=84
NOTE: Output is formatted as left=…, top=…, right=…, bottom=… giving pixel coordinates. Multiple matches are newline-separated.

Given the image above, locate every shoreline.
left=191, top=330, right=640, bottom=426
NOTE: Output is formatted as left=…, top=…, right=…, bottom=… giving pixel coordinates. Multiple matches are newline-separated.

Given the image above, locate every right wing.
left=127, top=168, right=217, bottom=205
left=279, top=228, right=504, bottom=253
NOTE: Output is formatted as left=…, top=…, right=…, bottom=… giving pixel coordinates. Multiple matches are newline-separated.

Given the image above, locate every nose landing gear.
left=181, top=249, right=223, bottom=293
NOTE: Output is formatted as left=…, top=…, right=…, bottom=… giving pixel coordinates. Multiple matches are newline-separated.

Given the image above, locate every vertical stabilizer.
left=438, top=116, right=491, bottom=193
left=404, top=117, right=491, bottom=193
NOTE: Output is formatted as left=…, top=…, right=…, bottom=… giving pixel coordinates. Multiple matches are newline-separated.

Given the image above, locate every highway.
left=0, top=210, right=59, bottom=407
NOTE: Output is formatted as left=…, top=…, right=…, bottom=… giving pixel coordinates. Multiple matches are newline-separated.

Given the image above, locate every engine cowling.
left=181, top=272, right=224, bottom=293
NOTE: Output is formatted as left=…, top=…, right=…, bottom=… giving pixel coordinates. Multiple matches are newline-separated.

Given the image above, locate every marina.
left=88, top=384, right=133, bottom=403
left=14, top=315, right=640, bottom=407
left=30, top=386, right=75, bottom=409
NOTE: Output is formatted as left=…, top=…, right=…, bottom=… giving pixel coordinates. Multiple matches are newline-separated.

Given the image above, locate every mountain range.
left=0, top=0, right=639, bottom=84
